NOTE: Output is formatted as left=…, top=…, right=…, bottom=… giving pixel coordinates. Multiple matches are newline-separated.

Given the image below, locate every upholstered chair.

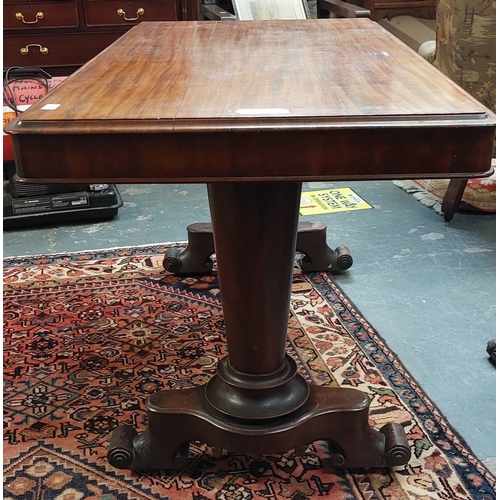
left=435, top=0, right=496, bottom=220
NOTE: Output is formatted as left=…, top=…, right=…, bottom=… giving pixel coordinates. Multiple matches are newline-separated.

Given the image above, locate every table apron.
left=11, top=125, right=495, bottom=184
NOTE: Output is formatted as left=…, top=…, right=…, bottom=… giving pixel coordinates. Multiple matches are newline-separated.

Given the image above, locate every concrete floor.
left=3, top=180, right=496, bottom=473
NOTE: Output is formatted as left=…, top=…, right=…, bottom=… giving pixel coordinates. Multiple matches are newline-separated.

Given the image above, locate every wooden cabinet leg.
left=442, top=179, right=468, bottom=222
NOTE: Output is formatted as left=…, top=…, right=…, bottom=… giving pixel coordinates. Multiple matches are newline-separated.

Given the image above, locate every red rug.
left=3, top=244, right=495, bottom=499
left=393, top=162, right=496, bottom=215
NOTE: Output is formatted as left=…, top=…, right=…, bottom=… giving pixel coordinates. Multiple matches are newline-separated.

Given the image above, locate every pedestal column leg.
left=204, top=182, right=310, bottom=420
left=207, top=182, right=300, bottom=374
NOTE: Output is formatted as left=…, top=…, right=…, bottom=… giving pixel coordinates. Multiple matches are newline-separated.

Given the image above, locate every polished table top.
left=7, top=19, right=495, bottom=183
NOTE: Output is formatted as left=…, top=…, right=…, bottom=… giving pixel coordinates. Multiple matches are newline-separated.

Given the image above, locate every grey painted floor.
left=3, top=180, right=496, bottom=473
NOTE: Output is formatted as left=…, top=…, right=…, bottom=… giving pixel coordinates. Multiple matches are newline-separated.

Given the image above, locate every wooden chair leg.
left=442, top=179, right=468, bottom=222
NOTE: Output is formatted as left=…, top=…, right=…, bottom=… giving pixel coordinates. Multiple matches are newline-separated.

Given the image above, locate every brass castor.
left=327, top=441, right=346, bottom=466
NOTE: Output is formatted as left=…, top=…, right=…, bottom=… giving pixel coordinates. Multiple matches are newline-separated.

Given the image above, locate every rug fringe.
left=393, top=180, right=444, bottom=215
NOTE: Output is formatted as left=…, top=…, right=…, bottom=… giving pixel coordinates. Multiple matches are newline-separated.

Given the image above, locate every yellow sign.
left=300, top=188, right=372, bottom=215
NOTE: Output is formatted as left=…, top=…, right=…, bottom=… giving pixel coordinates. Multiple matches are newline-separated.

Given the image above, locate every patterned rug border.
left=3, top=242, right=496, bottom=497
left=2, top=241, right=186, bottom=264
left=309, top=272, right=495, bottom=486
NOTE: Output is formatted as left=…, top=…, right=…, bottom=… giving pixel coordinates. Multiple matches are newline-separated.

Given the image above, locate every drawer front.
left=371, top=0, right=435, bottom=7
left=83, top=0, right=177, bottom=26
left=3, top=2, right=79, bottom=30
left=4, top=32, right=124, bottom=68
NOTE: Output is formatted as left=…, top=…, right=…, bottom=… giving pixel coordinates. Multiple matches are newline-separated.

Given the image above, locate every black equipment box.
left=4, top=161, right=123, bottom=230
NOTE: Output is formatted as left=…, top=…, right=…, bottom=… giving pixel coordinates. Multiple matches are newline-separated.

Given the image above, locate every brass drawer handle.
left=117, top=7, right=144, bottom=20
left=20, top=44, right=49, bottom=55
left=15, top=11, right=44, bottom=24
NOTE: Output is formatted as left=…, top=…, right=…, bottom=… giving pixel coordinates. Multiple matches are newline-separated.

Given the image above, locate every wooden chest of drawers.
left=363, top=0, right=435, bottom=20
left=4, top=0, right=198, bottom=75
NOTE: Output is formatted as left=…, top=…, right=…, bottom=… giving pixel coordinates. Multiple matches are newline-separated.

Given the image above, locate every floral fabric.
left=436, top=0, right=496, bottom=113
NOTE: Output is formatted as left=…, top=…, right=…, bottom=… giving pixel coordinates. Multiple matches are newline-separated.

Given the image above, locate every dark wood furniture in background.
left=3, top=0, right=435, bottom=73
left=3, top=0, right=197, bottom=75
left=318, top=0, right=435, bottom=21
left=200, top=0, right=236, bottom=20
left=198, top=0, right=370, bottom=24
left=318, top=0, right=369, bottom=18
left=365, top=0, right=435, bottom=20
left=6, top=19, right=495, bottom=471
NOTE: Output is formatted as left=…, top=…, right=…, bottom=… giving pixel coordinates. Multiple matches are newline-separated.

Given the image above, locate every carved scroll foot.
left=296, top=221, right=353, bottom=273
left=163, top=223, right=215, bottom=274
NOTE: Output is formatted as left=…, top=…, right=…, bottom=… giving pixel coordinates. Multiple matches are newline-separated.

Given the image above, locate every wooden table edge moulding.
left=6, top=19, right=495, bottom=472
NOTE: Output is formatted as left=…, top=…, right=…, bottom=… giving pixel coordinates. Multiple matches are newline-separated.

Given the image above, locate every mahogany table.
left=7, top=19, right=495, bottom=471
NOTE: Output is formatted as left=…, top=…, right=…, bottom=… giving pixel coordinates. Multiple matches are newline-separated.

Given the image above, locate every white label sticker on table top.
left=41, top=104, right=61, bottom=110
left=235, top=108, right=290, bottom=115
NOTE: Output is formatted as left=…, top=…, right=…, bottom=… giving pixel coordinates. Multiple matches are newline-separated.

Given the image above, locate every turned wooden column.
left=204, top=182, right=310, bottom=420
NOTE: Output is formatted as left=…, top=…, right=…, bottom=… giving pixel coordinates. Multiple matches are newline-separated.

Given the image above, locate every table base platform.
left=163, top=221, right=353, bottom=274
left=108, top=380, right=410, bottom=471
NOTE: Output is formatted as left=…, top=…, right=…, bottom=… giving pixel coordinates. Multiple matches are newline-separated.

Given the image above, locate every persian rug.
left=393, top=162, right=496, bottom=215
left=3, top=244, right=495, bottom=500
